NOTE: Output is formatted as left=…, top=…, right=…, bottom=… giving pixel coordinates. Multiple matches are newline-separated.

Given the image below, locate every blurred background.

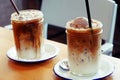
left=0, top=0, right=120, bottom=58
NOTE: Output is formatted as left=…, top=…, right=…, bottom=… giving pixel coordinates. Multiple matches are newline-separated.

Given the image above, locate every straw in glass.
left=85, top=0, right=92, bottom=29
left=10, top=0, right=19, bottom=15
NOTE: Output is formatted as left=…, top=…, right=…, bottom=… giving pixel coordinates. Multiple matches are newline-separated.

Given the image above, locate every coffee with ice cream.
left=66, top=17, right=102, bottom=76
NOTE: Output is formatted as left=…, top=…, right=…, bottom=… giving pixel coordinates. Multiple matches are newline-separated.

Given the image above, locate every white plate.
left=53, top=58, right=114, bottom=80
left=7, top=43, right=59, bottom=63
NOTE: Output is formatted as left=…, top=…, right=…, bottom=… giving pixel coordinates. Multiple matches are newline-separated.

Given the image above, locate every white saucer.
left=53, top=58, right=114, bottom=80
left=7, top=43, right=59, bottom=63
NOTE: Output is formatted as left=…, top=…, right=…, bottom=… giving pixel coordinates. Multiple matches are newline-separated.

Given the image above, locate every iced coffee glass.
left=66, top=17, right=103, bottom=76
left=11, top=10, right=44, bottom=60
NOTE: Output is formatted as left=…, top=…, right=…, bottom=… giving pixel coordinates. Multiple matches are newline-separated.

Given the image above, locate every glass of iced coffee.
left=66, top=17, right=103, bottom=76
left=11, top=10, right=44, bottom=60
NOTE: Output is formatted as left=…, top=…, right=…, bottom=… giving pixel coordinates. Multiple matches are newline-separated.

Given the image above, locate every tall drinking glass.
left=66, top=17, right=103, bottom=76
left=11, top=10, right=44, bottom=60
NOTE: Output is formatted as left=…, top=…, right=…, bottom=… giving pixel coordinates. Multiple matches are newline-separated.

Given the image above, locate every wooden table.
left=0, top=27, right=120, bottom=80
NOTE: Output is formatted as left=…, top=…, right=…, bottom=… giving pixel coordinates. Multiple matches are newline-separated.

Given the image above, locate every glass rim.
left=66, top=29, right=103, bottom=36
left=11, top=9, right=44, bottom=22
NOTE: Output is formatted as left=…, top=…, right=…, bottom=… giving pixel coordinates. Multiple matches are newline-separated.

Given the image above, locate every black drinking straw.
left=85, top=0, right=92, bottom=28
left=10, top=0, right=19, bottom=15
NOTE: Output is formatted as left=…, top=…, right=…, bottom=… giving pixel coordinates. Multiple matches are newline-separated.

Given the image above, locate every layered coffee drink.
left=66, top=17, right=102, bottom=76
left=11, top=10, right=44, bottom=59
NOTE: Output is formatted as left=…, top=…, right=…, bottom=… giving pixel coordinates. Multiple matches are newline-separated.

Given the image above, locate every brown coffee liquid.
left=12, top=20, right=43, bottom=54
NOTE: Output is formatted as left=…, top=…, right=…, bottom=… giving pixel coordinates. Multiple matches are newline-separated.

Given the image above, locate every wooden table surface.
left=0, top=27, right=120, bottom=80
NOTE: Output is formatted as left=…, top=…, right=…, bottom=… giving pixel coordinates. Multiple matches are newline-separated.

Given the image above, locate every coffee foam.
left=66, top=17, right=102, bottom=30
left=70, top=17, right=88, bottom=29
left=66, top=17, right=103, bottom=35
left=11, top=10, right=43, bottom=21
